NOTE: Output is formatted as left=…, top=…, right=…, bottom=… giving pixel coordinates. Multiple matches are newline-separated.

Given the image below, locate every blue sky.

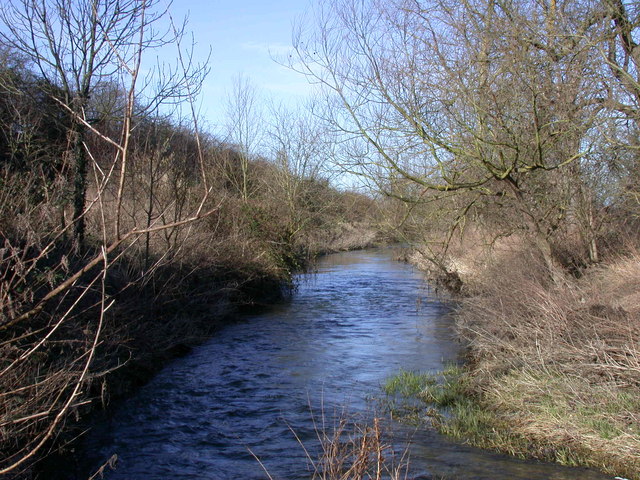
left=165, top=0, right=315, bottom=132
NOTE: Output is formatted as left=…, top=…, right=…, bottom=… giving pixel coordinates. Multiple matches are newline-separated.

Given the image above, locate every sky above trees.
left=164, top=0, right=314, bottom=131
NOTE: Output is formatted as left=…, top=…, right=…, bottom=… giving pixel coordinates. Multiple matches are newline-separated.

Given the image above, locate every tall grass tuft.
left=284, top=406, right=411, bottom=480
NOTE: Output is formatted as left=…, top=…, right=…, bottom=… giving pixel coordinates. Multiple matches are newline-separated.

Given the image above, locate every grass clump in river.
left=381, top=366, right=468, bottom=425
left=383, top=369, right=436, bottom=397
left=382, top=369, right=437, bottom=424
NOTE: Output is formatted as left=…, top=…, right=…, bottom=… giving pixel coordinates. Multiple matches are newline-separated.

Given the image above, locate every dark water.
left=73, top=249, right=610, bottom=479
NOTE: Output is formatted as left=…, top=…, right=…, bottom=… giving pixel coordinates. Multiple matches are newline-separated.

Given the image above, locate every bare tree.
left=291, top=0, right=602, bottom=280
left=0, top=2, right=214, bottom=474
left=224, top=73, right=264, bottom=202
left=590, top=0, right=640, bottom=231
left=265, top=101, right=327, bottom=242
left=0, top=0, right=198, bottom=244
left=597, top=0, right=640, bottom=125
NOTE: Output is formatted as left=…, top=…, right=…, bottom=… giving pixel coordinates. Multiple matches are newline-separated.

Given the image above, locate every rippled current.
left=66, top=249, right=610, bottom=479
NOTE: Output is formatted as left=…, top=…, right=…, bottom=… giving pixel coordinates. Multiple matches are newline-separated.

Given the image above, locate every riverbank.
left=86, top=220, right=382, bottom=401
left=1, top=204, right=381, bottom=479
left=408, top=238, right=640, bottom=479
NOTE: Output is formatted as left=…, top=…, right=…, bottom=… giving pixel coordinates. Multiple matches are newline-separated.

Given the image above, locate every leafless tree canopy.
left=292, top=0, right=640, bottom=276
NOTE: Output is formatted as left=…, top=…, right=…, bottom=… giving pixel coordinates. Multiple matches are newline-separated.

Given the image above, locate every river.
left=67, top=248, right=610, bottom=479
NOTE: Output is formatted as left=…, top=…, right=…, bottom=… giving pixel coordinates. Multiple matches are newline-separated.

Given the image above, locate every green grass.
left=381, top=365, right=639, bottom=477
left=383, top=369, right=436, bottom=397
left=381, top=366, right=471, bottom=425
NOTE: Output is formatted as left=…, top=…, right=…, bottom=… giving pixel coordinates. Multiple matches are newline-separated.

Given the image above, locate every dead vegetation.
left=410, top=231, right=640, bottom=478
left=264, top=406, right=411, bottom=480
left=0, top=4, right=382, bottom=474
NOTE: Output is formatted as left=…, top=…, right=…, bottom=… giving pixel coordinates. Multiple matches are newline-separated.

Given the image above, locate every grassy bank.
left=406, top=237, right=640, bottom=479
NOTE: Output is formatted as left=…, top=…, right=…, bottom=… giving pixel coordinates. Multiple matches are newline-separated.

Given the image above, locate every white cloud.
left=240, top=41, right=294, bottom=58
left=262, top=80, right=313, bottom=97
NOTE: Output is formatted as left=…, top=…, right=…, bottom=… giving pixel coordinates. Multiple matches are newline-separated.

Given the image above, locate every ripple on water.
left=68, top=249, right=611, bottom=480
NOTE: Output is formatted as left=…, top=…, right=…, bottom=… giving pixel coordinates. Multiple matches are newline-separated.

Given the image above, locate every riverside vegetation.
left=0, top=2, right=383, bottom=476
left=290, top=0, right=640, bottom=478
left=404, top=233, right=640, bottom=479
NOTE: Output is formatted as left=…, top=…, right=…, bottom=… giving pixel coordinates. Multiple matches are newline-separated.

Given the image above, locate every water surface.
left=75, top=249, right=610, bottom=479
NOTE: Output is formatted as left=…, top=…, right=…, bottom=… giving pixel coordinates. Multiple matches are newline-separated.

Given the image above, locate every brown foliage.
left=439, top=233, right=640, bottom=476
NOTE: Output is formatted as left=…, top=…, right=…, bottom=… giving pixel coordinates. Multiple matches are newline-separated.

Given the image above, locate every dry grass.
left=284, top=407, right=411, bottom=480
left=412, top=232, right=640, bottom=478
left=458, top=250, right=640, bottom=387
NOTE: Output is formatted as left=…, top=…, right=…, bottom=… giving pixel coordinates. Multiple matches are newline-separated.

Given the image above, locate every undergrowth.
left=408, top=233, right=640, bottom=480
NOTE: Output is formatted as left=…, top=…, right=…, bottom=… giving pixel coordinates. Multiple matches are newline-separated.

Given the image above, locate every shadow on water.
left=61, top=248, right=611, bottom=480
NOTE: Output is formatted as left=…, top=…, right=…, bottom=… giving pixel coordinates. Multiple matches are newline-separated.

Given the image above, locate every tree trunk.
left=534, top=231, right=565, bottom=285
left=72, top=121, right=87, bottom=246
